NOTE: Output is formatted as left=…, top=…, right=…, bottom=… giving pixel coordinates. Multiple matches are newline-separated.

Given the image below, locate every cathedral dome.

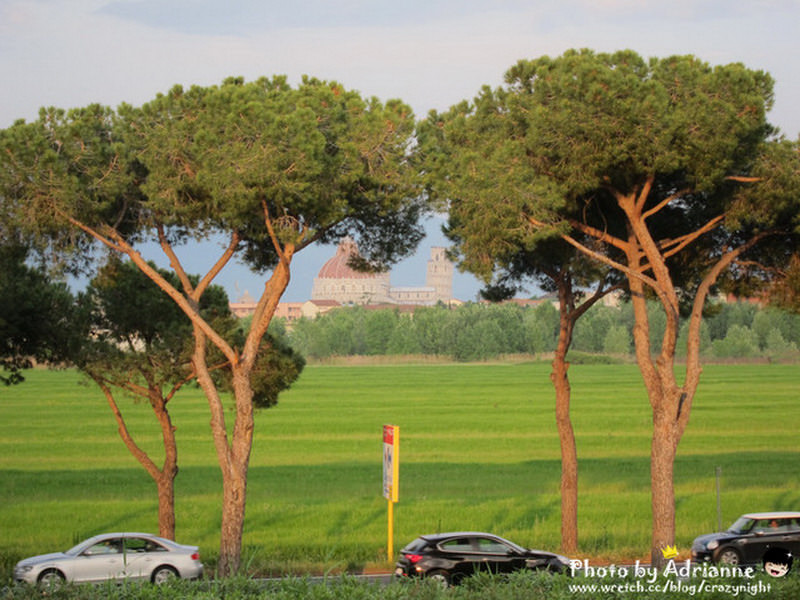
left=317, top=238, right=378, bottom=279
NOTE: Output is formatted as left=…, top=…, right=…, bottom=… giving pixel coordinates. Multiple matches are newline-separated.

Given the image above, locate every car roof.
left=89, top=532, right=160, bottom=539
left=420, top=532, right=508, bottom=542
left=741, top=512, right=800, bottom=519
left=82, top=533, right=173, bottom=544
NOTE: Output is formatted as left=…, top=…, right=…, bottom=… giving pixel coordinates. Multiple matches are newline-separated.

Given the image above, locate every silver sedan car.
left=13, top=532, right=203, bottom=586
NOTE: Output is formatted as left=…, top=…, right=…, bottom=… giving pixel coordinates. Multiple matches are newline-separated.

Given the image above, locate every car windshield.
left=65, top=539, right=97, bottom=556
left=498, top=538, right=528, bottom=554
left=728, top=517, right=755, bottom=534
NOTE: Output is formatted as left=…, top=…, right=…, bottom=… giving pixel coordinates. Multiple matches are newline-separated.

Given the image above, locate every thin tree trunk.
left=152, top=393, right=179, bottom=541
left=197, top=248, right=292, bottom=576
left=156, top=473, right=177, bottom=540
left=217, top=369, right=255, bottom=575
left=552, top=277, right=578, bottom=553
left=650, top=407, right=677, bottom=566
left=93, top=376, right=179, bottom=540
left=218, top=462, right=249, bottom=574
left=624, top=230, right=677, bottom=569
left=552, top=354, right=578, bottom=553
left=192, top=328, right=253, bottom=576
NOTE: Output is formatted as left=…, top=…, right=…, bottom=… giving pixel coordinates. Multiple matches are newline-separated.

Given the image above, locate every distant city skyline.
left=157, top=216, right=497, bottom=304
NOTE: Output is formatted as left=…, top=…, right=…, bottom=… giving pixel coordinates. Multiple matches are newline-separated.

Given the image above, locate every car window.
left=751, top=520, right=770, bottom=533
left=773, top=520, right=793, bottom=533
left=84, top=539, right=122, bottom=555
left=146, top=540, right=168, bottom=552
left=476, top=538, right=512, bottom=554
left=125, top=538, right=166, bottom=553
left=404, top=538, right=429, bottom=553
left=752, top=519, right=792, bottom=533
left=440, top=538, right=473, bottom=552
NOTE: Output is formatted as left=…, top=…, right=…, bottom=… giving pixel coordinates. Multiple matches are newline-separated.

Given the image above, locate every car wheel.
left=426, top=569, right=451, bottom=588
left=37, top=569, right=65, bottom=588
left=717, top=548, right=742, bottom=565
left=151, top=565, right=179, bottom=584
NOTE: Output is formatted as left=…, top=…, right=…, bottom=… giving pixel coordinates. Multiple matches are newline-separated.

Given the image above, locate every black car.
left=394, top=531, right=570, bottom=586
left=691, top=512, right=800, bottom=565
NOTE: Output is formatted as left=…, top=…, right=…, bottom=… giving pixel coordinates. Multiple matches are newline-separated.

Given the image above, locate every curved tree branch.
left=63, top=213, right=238, bottom=365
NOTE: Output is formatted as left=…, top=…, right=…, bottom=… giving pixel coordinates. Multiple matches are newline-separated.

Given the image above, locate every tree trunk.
left=152, top=393, right=179, bottom=541
left=196, top=250, right=290, bottom=576
left=193, top=346, right=255, bottom=576
left=623, top=226, right=681, bottom=569
left=155, top=472, right=177, bottom=540
left=552, top=354, right=578, bottom=553
left=551, top=280, right=578, bottom=553
left=218, top=463, right=249, bottom=574
left=630, top=299, right=682, bottom=569
left=218, top=369, right=255, bottom=575
left=94, top=376, right=179, bottom=541
left=650, top=406, right=677, bottom=567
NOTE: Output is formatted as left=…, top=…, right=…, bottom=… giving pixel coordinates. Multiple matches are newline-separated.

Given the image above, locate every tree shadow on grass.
left=3, top=449, right=795, bottom=505
left=3, top=449, right=796, bottom=566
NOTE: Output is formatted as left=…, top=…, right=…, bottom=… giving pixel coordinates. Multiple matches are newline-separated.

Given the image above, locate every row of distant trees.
left=280, top=300, right=800, bottom=362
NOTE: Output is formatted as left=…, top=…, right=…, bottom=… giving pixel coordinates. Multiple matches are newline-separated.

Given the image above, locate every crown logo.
left=661, top=545, right=679, bottom=560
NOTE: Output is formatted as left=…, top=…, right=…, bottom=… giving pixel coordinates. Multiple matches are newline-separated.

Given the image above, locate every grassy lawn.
left=1, top=362, right=798, bottom=576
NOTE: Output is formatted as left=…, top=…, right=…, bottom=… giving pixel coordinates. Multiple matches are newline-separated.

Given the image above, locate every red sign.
left=383, top=425, right=395, bottom=445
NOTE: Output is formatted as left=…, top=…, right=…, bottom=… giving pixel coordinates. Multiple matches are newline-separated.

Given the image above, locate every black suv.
left=394, top=531, right=570, bottom=586
left=691, top=512, right=800, bottom=565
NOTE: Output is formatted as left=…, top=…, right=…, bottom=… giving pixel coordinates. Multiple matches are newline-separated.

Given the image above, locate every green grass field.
left=1, top=362, right=798, bottom=576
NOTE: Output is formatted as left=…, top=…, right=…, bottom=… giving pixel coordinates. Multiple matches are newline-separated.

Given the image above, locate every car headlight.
left=15, top=565, right=34, bottom=574
left=707, top=540, right=719, bottom=550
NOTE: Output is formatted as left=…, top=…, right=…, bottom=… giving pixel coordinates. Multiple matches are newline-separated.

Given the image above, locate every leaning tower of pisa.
left=425, top=247, right=454, bottom=303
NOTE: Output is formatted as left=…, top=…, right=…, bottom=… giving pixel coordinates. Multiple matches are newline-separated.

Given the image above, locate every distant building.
left=311, top=238, right=392, bottom=304
left=234, top=298, right=342, bottom=322
left=311, top=239, right=454, bottom=306
left=231, top=239, right=457, bottom=320
left=229, top=291, right=258, bottom=318
left=422, top=246, right=454, bottom=304
left=273, top=302, right=304, bottom=322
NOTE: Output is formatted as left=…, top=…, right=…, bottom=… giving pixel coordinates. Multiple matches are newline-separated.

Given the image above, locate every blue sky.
left=2, top=0, right=799, bottom=301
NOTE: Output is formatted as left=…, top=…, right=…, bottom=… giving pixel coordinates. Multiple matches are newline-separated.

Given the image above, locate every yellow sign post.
left=382, top=425, right=399, bottom=562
